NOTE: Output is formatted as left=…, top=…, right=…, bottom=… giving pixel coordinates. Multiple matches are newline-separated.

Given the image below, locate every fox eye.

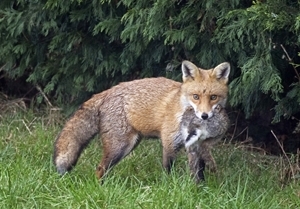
left=210, top=95, right=217, bottom=100
left=193, top=94, right=199, bottom=100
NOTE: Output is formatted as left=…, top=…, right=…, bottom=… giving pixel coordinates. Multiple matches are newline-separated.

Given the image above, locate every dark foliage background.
left=1, top=0, right=300, bottom=153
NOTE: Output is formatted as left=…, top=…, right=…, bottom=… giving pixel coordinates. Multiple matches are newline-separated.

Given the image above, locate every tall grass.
left=0, top=110, right=299, bottom=208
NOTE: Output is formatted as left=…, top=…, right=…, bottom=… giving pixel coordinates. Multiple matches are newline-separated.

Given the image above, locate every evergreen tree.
left=214, top=0, right=300, bottom=122
left=0, top=0, right=300, bottom=125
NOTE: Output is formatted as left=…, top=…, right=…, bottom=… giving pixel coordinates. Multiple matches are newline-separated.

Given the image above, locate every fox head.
left=180, top=60, right=230, bottom=120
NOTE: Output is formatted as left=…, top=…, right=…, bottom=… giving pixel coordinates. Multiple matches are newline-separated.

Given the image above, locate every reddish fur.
left=53, top=61, right=230, bottom=182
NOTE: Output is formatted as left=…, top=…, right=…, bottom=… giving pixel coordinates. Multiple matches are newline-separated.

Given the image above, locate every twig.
left=0, top=64, right=6, bottom=71
left=0, top=64, right=6, bottom=79
left=21, top=119, right=32, bottom=135
left=36, top=85, right=53, bottom=107
left=231, top=126, right=249, bottom=141
left=271, top=130, right=295, bottom=179
left=280, top=44, right=292, bottom=61
left=228, top=110, right=240, bottom=143
left=280, top=44, right=300, bottom=82
left=236, top=144, right=267, bottom=155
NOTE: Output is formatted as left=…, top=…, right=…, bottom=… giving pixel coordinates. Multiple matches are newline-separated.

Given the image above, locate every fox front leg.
left=187, top=144, right=205, bottom=183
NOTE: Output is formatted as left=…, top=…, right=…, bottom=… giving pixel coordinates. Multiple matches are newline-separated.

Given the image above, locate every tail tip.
left=56, top=165, right=68, bottom=175
left=54, top=157, right=71, bottom=175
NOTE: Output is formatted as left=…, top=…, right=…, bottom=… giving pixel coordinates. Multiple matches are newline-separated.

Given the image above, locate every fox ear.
left=181, top=61, right=200, bottom=82
left=212, top=62, right=230, bottom=83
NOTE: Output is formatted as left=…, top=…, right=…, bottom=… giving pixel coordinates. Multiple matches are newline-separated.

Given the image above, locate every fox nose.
left=201, top=113, right=208, bottom=120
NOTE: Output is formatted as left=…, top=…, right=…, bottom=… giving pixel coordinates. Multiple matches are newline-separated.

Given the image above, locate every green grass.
left=0, top=110, right=300, bottom=208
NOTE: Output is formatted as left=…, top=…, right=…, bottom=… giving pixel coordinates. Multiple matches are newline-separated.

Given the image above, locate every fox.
left=53, top=60, right=230, bottom=182
left=178, top=104, right=230, bottom=182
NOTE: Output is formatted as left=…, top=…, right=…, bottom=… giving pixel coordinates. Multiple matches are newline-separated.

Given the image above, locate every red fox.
left=53, top=60, right=230, bottom=182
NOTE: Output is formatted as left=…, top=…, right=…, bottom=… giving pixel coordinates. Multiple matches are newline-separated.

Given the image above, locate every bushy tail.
left=53, top=103, right=100, bottom=175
